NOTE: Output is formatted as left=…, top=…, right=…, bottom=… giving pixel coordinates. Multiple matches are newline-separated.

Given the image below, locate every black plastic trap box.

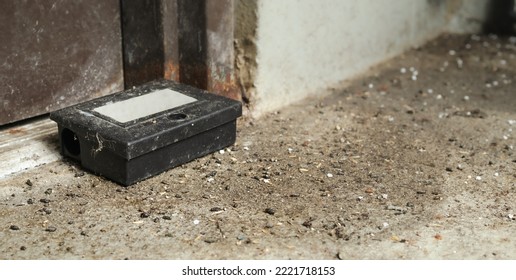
left=50, top=79, right=242, bottom=186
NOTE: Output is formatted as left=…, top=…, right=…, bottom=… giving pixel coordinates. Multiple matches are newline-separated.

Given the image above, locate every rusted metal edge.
left=204, top=0, right=240, bottom=100
left=121, top=0, right=171, bottom=88
left=177, top=0, right=240, bottom=100
left=121, top=0, right=240, bottom=100
left=177, top=0, right=208, bottom=90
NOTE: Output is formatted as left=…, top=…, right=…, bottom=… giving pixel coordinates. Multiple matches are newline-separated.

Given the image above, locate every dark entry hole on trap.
left=168, top=113, right=188, bottom=120
left=62, top=128, right=81, bottom=157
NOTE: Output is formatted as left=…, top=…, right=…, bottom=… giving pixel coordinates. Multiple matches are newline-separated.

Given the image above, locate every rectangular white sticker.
left=93, top=89, right=197, bottom=123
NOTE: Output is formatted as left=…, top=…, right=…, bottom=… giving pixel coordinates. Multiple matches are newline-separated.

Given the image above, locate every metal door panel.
left=0, top=0, right=123, bottom=125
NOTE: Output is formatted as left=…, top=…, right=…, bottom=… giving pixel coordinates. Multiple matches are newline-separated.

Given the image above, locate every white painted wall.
left=251, top=0, right=489, bottom=117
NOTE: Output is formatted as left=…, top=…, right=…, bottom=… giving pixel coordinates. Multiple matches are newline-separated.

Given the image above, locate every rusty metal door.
left=0, top=0, right=238, bottom=126
left=0, top=0, right=124, bottom=125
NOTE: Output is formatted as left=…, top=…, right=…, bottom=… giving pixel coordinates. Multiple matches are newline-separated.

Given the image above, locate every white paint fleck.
left=456, top=58, right=463, bottom=68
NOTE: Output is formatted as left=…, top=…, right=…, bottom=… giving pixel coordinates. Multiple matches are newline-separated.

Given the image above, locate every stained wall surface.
left=248, top=0, right=489, bottom=116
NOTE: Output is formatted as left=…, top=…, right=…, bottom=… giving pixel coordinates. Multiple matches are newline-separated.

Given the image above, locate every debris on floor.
left=0, top=34, right=515, bottom=259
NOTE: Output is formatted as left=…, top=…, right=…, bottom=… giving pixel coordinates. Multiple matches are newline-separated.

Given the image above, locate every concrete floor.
left=0, top=34, right=515, bottom=259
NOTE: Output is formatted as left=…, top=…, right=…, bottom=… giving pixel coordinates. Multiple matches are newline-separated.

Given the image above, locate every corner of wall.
left=237, top=0, right=491, bottom=119
left=234, top=0, right=258, bottom=118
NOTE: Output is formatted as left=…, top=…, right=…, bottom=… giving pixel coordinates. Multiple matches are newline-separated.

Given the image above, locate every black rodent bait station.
left=50, top=79, right=242, bottom=186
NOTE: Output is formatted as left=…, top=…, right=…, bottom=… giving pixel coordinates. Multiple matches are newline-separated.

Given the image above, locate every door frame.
left=121, top=0, right=240, bottom=100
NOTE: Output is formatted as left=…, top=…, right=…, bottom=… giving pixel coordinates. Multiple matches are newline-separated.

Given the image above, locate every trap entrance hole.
left=168, top=113, right=188, bottom=120
left=62, top=128, right=80, bottom=157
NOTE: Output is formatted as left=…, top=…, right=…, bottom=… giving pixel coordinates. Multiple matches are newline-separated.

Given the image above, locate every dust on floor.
left=0, top=34, right=515, bottom=259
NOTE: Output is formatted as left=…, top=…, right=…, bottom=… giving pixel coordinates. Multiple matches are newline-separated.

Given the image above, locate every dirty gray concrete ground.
left=0, top=34, right=515, bottom=259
